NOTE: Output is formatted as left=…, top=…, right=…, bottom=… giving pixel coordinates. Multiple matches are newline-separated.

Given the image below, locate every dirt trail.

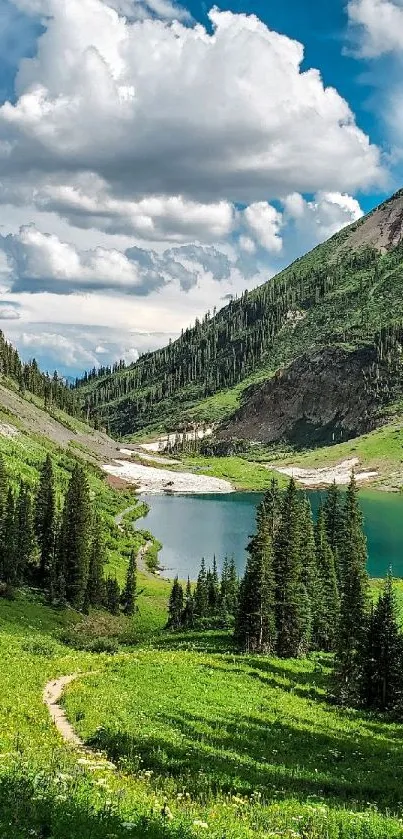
left=43, top=675, right=83, bottom=747
left=44, top=675, right=117, bottom=774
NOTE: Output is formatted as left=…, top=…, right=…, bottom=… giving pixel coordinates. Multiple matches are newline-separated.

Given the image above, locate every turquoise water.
left=141, top=491, right=403, bottom=580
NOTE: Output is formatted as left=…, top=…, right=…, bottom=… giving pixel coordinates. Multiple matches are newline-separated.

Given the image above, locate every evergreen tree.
left=313, top=508, right=340, bottom=651
left=361, top=574, right=402, bottom=710
left=274, top=479, right=307, bottom=658
left=59, top=464, right=92, bottom=610
left=106, top=576, right=121, bottom=615
left=85, top=514, right=107, bottom=609
left=194, top=558, right=208, bottom=618
left=299, top=497, right=318, bottom=616
left=16, top=483, right=36, bottom=584
left=0, top=488, right=17, bottom=585
left=235, top=498, right=276, bottom=653
left=207, top=556, right=220, bottom=613
left=220, top=556, right=239, bottom=616
left=167, top=576, right=184, bottom=629
left=323, top=481, right=344, bottom=583
left=122, top=550, right=137, bottom=617
left=262, top=478, right=282, bottom=540
left=182, top=577, right=195, bottom=628
left=35, top=454, right=56, bottom=589
left=334, top=474, right=369, bottom=703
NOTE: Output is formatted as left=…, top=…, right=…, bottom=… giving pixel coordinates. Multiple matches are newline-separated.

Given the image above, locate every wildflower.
left=193, top=820, right=208, bottom=829
left=122, top=824, right=135, bottom=831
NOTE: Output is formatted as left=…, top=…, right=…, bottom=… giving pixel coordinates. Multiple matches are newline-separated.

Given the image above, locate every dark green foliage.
left=299, top=496, right=318, bottom=617
left=1, top=488, right=17, bottom=586
left=313, top=508, right=340, bottom=651
left=361, top=574, right=402, bottom=711
left=274, top=479, right=307, bottom=658
left=167, top=577, right=184, bottom=629
left=220, top=557, right=239, bottom=616
left=35, top=454, right=56, bottom=588
left=85, top=515, right=107, bottom=610
left=106, top=577, right=121, bottom=616
left=59, top=465, right=92, bottom=610
left=323, top=481, right=344, bottom=583
left=235, top=498, right=276, bottom=653
left=207, top=557, right=220, bottom=614
left=262, top=478, right=282, bottom=540
left=122, top=550, right=137, bottom=618
left=182, top=577, right=195, bottom=628
left=193, top=558, right=208, bottom=618
left=334, top=474, right=370, bottom=703
left=0, top=330, right=82, bottom=418
left=16, top=483, right=36, bottom=584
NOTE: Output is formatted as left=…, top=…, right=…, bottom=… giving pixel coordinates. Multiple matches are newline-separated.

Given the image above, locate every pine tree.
left=85, top=514, right=107, bottom=609
left=193, top=558, right=208, bottom=618
left=182, top=577, right=195, bottom=628
left=207, top=556, right=220, bottom=614
left=35, top=454, right=56, bottom=589
left=235, top=498, right=276, bottom=653
left=0, top=488, right=17, bottom=586
left=262, top=478, right=282, bottom=540
left=274, top=479, right=307, bottom=658
left=16, top=483, right=36, bottom=584
left=334, top=474, right=369, bottom=703
left=59, top=464, right=92, bottom=610
left=106, top=576, right=121, bottom=615
left=122, top=550, right=137, bottom=617
left=220, top=556, right=239, bottom=616
left=299, top=497, right=318, bottom=613
left=361, top=574, right=402, bottom=711
left=313, top=508, right=340, bottom=651
left=167, top=576, right=184, bottom=629
left=323, top=481, right=344, bottom=583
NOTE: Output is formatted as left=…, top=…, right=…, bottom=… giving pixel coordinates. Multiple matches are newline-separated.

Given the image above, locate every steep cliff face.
left=218, top=346, right=382, bottom=446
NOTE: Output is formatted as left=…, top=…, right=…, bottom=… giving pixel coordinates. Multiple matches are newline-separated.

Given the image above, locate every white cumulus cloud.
left=347, top=0, right=403, bottom=57
left=243, top=203, right=283, bottom=253
left=284, top=191, right=364, bottom=243
left=0, top=0, right=382, bottom=220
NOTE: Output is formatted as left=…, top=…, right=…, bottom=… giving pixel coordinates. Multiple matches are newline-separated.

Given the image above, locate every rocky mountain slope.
left=75, top=188, right=403, bottom=445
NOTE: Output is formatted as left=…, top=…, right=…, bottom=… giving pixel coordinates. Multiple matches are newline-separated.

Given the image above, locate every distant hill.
left=75, top=188, right=403, bottom=445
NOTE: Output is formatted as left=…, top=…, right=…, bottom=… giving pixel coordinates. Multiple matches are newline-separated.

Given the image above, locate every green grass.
left=274, top=419, right=403, bottom=491
left=63, top=646, right=403, bottom=838
left=180, top=454, right=287, bottom=491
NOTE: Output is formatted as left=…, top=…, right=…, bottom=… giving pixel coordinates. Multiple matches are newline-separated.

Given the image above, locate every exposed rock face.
left=218, top=346, right=379, bottom=446
left=336, top=189, right=403, bottom=255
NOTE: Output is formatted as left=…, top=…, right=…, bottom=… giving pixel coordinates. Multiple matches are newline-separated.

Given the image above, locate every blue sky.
left=0, top=0, right=401, bottom=375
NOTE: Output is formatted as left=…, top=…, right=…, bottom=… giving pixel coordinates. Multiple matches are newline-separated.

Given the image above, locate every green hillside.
left=75, top=189, right=403, bottom=440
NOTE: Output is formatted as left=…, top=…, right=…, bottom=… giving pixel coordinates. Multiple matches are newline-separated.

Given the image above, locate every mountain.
left=75, top=188, right=403, bottom=444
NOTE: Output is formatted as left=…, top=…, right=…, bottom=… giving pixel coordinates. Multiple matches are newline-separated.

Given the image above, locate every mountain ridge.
left=75, top=187, right=403, bottom=444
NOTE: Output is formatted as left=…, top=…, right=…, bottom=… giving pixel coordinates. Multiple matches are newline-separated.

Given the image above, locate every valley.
left=1, top=188, right=403, bottom=839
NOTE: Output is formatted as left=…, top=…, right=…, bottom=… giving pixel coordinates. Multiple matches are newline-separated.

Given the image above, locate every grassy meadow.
left=1, top=588, right=403, bottom=839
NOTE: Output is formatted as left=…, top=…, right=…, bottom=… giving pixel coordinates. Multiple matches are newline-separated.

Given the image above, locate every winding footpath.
left=43, top=675, right=83, bottom=747
left=43, top=674, right=117, bottom=775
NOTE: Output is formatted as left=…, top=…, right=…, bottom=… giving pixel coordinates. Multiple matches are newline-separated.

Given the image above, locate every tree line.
left=167, top=475, right=403, bottom=713
left=167, top=556, right=239, bottom=630
left=0, top=454, right=137, bottom=618
left=0, top=330, right=82, bottom=419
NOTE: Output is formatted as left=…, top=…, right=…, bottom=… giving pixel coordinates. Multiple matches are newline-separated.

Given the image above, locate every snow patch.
left=275, top=457, right=378, bottom=487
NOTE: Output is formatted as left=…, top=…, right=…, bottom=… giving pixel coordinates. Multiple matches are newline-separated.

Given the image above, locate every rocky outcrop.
left=218, top=346, right=380, bottom=446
